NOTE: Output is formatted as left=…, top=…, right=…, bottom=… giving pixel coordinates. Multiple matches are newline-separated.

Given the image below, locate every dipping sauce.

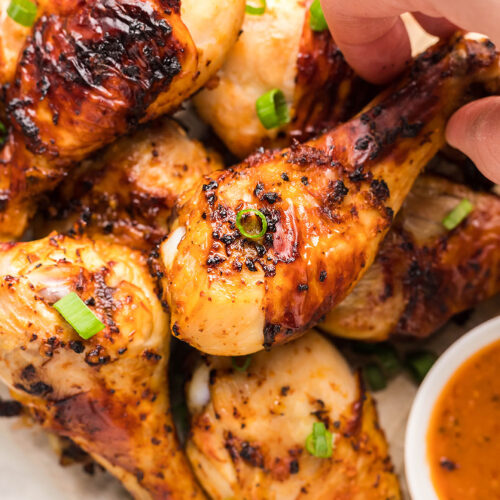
left=427, top=338, right=500, bottom=500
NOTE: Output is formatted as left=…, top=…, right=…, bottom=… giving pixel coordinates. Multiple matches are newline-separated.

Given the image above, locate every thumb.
left=446, top=97, right=500, bottom=184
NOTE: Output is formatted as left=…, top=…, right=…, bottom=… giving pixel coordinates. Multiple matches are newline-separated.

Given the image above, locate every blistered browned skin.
left=0, top=0, right=83, bottom=85
left=37, top=118, right=222, bottom=250
left=0, top=234, right=205, bottom=500
left=186, top=332, right=400, bottom=499
left=0, top=0, right=245, bottom=241
left=321, top=176, right=500, bottom=341
left=161, top=35, right=500, bottom=355
left=287, top=7, right=375, bottom=144
left=0, top=0, right=60, bottom=86
left=0, top=0, right=195, bottom=240
left=0, top=0, right=245, bottom=89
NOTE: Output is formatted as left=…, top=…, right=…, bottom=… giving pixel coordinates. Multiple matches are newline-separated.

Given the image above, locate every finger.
left=321, top=0, right=500, bottom=83
left=411, top=12, right=458, bottom=38
left=324, top=15, right=411, bottom=83
left=446, top=97, right=500, bottom=184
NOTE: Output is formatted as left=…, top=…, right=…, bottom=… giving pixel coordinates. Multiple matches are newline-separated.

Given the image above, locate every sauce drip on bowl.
left=427, top=338, right=500, bottom=499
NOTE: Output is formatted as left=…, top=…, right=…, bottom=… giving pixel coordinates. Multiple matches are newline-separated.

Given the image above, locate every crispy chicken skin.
left=38, top=118, right=222, bottom=250
left=161, top=35, right=500, bottom=355
left=0, top=0, right=245, bottom=89
left=0, top=0, right=244, bottom=241
left=321, top=176, right=500, bottom=341
left=194, top=0, right=371, bottom=158
left=186, top=331, right=400, bottom=499
left=0, top=0, right=87, bottom=86
left=0, top=234, right=205, bottom=500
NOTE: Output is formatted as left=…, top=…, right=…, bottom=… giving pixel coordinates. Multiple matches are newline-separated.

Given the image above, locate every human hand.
left=320, top=0, right=500, bottom=183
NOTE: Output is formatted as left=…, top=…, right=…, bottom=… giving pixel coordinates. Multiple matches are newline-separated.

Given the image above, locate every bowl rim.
left=405, top=315, right=500, bottom=500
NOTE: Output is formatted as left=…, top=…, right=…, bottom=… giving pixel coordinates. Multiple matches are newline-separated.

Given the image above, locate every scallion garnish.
left=53, top=292, right=105, bottom=340
left=363, top=363, right=387, bottom=391
left=305, top=422, right=334, bottom=458
left=232, top=355, right=252, bottom=372
left=309, top=0, right=328, bottom=32
left=236, top=208, right=268, bottom=239
left=0, top=122, right=7, bottom=146
left=373, top=343, right=401, bottom=377
left=7, top=0, right=37, bottom=27
left=245, top=0, right=266, bottom=15
left=406, top=350, right=437, bottom=384
left=256, top=89, right=290, bottom=130
left=442, top=199, right=474, bottom=230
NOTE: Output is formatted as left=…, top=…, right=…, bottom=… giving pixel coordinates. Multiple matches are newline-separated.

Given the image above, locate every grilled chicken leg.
left=0, top=234, right=205, bottom=500
left=0, top=0, right=245, bottom=90
left=321, top=175, right=500, bottom=341
left=194, top=0, right=372, bottom=157
left=186, top=331, right=400, bottom=499
left=160, top=34, right=500, bottom=355
left=0, top=0, right=244, bottom=240
left=37, top=117, right=222, bottom=250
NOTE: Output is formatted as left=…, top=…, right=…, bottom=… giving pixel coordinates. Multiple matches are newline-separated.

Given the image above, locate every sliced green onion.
left=442, top=199, right=474, bottom=230
left=7, top=0, right=37, bottom=27
left=309, top=0, right=328, bottom=32
left=53, top=292, right=105, bottom=340
left=305, top=422, right=334, bottom=458
left=406, top=350, right=437, bottom=384
left=236, top=208, right=268, bottom=239
left=232, top=355, right=252, bottom=372
left=245, top=0, right=266, bottom=15
left=374, top=343, right=401, bottom=377
left=256, top=89, right=290, bottom=130
left=0, top=122, right=6, bottom=146
left=363, top=363, right=387, bottom=391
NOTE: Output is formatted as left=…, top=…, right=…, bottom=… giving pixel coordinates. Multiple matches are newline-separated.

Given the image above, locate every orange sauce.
left=427, top=338, right=500, bottom=500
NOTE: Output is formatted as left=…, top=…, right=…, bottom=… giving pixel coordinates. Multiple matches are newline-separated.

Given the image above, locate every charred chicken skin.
left=38, top=117, right=222, bottom=250
left=0, top=0, right=244, bottom=240
left=0, top=234, right=205, bottom=500
left=186, top=331, right=400, bottom=499
left=194, top=0, right=372, bottom=158
left=0, top=0, right=245, bottom=89
left=321, top=175, right=500, bottom=341
left=161, top=34, right=500, bottom=356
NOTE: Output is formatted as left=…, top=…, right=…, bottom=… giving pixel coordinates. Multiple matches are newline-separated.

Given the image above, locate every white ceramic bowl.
left=405, top=315, right=500, bottom=500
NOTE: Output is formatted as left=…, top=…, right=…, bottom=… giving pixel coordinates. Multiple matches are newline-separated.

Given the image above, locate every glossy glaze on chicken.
left=321, top=175, right=500, bottom=341
left=0, top=0, right=244, bottom=241
left=161, top=35, right=500, bottom=356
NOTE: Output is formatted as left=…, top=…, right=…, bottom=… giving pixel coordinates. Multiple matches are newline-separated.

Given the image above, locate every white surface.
left=0, top=383, right=127, bottom=500
left=405, top=313, right=500, bottom=500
